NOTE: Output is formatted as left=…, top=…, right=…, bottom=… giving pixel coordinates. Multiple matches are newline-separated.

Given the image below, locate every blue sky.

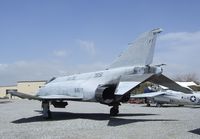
left=0, top=0, right=200, bottom=85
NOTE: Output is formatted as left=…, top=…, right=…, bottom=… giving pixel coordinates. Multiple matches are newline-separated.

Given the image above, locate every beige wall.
left=0, top=80, right=46, bottom=99
left=17, top=81, right=46, bottom=95
left=0, top=86, right=17, bottom=98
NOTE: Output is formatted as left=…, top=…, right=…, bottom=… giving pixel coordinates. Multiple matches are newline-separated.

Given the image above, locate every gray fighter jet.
left=9, top=28, right=191, bottom=118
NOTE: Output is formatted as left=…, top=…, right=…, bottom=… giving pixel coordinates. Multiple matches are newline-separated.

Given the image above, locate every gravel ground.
left=0, top=99, right=200, bottom=139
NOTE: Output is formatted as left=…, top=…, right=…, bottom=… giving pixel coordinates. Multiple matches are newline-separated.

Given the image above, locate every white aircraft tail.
left=109, top=28, right=162, bottom=68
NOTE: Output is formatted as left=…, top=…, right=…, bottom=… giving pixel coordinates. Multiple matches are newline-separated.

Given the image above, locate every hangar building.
left=0, top=80, right=46, bottom=99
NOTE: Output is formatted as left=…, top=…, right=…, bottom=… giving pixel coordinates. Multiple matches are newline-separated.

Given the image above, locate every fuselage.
left=37, top=66, right=162, bottom=102
left=153, top=90, right=200, bottom=105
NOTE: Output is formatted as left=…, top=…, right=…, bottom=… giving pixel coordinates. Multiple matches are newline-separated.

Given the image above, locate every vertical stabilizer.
left=109, top=28, right=162, bottom=68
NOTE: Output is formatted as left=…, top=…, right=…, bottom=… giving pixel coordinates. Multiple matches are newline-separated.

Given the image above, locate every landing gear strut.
left=42, top=101, right=52, bottom=119
left=110, top=104, right=119, bottom=116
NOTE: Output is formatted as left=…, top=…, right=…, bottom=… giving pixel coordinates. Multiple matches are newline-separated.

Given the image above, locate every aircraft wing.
left=39, top=95, right=82, bottom=100
left=7, top=91, right=82, bottom=101
left=131, top=92, right=166, bottom=98
left=7, top=91, right=40, bottom=100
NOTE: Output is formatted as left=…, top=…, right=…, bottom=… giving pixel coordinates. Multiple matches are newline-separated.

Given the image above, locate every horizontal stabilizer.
left=115, top=74, right=153, bottom=95
left=147, top=74, right=192, bottom=94
left=115, top=73, right=192, bottom=96
left=115, top=81, right=140, bottom=95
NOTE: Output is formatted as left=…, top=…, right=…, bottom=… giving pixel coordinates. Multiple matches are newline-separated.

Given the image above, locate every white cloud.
left=0, top=60, right=107, bottom=86
left=154, top=31, right=200, bottom=80
left=159, top=31, right=200, bottom=42
left=77, top=40, right=96, bottom=56
left=72, top=62, right=107, bottom=73
left=0, top=64, right=8, bottom=71
left=53, top=50, right=68, bottom=57
left=0, top=61, right=66, bottom=86
left=2, top=31, right=199, bottom=85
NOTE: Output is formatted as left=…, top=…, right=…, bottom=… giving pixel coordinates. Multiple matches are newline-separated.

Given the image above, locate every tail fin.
left=109, top=28, right=162, bottom=68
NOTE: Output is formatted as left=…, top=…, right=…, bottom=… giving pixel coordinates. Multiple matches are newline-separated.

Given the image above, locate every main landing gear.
left=145, top=98, right=151, bottom=107
left=110, top=103, right=119, bottom=116
left=42, top=101, right=52, bottom=119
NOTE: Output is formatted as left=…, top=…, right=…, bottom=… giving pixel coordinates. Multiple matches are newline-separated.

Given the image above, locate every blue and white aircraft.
left=132, top=88, right=200, bottom=107
left=9, top=28, right=191, bottom=118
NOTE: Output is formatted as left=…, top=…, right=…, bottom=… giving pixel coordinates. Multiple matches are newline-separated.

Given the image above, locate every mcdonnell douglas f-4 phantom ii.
left=9, top=28, right=192, bottom=118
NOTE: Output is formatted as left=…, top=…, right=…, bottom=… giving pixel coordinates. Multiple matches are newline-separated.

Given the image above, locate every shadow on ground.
left=141, top=105, right=200, bottom=108
left=12, top=111, right=177, bottom=126
left=0, top=100, right=12, bottom=104
left=189, top=128, right=200, bottom=135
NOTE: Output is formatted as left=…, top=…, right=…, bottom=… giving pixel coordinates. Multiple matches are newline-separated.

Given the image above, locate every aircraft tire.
left=47, top=110, right=52, bottom=119
left=178, top=104, right=184, bottom=107
left=110, top=107, right=119, bottom=116
left=146, top=103, right=150, bottom=107
left=156, top=103, right=162, bottom=107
